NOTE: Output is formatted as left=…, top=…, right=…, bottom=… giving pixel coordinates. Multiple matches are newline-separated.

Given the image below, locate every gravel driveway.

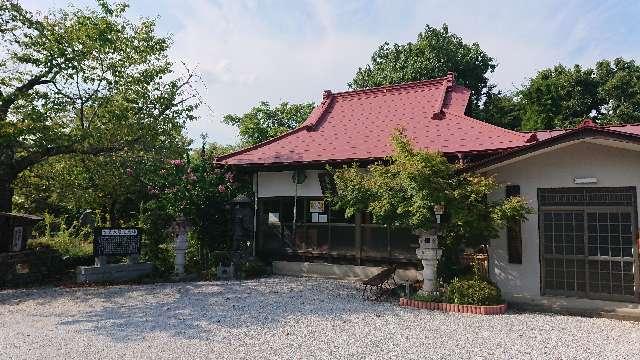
left=1, top=276, right=639, bottom=360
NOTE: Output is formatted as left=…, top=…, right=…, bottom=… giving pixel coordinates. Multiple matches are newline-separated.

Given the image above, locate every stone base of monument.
left=76, top=262, right=153, bottom=283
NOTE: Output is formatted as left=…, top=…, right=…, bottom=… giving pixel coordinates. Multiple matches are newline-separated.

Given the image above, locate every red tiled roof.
left=526, top=129, right=566, bottom=140
left=466, top=121, right=640, bottom=172
left=604, top=123, right=640, bottom=135
left=527, top=122, right=640, bottom=140
left=217, top=74, right=529, bottom=166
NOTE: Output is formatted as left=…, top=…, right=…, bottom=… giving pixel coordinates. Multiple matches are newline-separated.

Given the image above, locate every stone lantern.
left=170, top=215, right=190, bottom=276
left=415, top=204, right=445, bottom=294
left=415, top=229, right=442, bottom=293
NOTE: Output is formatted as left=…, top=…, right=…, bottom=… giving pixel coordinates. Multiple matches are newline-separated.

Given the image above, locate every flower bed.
left=399, top=297, right=508, bottom=315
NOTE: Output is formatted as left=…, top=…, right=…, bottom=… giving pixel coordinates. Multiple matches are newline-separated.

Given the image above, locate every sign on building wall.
left=12, top=226, right=23, bottom=251
left=94, top=228, right=141, bottom=256
left=309, top=201, right=325, bottom=213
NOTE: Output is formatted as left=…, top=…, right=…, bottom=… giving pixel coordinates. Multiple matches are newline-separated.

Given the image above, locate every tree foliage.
left=0, top=0, right=198, bottom=211
left=349, top=24, right=496, bottom=115
left=487, top=58, right=640, bottom=131
left=328, top=130, right=532, bottom=248
left=477, top=90, right=523, bottom=130
left=223, top=101, right=315, bottom=146
left=517, top=64, right=601, bottom=130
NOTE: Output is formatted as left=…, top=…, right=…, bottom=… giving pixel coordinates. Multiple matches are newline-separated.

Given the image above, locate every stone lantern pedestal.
left=414, top=229, right=442, bottom=293
left=170, top=215, right=190, bottom=276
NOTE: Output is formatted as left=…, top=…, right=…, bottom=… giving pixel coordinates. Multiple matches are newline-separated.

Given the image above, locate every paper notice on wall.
left=311, top=213, right=319, bottom=223
left=318, top=214, right=328, bottom=223
left=15, top=263, right=30, bottom=274
left=268, top=212, right=280, bottom=224
left=12, top=226, right=23, bottom=252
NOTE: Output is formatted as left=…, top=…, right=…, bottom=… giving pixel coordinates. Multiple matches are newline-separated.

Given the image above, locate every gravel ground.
left=1, top=277, right=639, bottom=360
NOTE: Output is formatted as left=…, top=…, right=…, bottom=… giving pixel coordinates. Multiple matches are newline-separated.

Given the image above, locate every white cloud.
left=167, top=0, right=381, bottom=144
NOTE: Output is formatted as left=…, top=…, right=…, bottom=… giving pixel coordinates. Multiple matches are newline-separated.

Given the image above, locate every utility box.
left=0, top=212, right=43, bottom=253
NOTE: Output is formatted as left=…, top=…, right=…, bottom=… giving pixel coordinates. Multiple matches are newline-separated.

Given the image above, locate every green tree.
left=517, top=64, right=601, bottom=130
left=595, top=58, right=640, bottom=125
left=223, top=101, right=315, bottom=146
left=349, top=24, right=496, bottom=115
left=328, top=130, right=532, bottom=249
left=0, top=1, right=198, bottom=211
left=14, top=137, right=237, bottom=224
left=13, top=149, right=186, bottom=224
left=478, top=91, right=523, bottom=130
left=497, top=57, right=640, bottom=131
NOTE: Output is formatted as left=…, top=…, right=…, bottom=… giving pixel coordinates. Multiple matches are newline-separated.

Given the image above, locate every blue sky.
left=23, top=0, right=640, bottom=145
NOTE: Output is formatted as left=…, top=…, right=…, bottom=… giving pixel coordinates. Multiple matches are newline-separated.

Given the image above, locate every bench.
left=361, top=266, right=397, bottom=301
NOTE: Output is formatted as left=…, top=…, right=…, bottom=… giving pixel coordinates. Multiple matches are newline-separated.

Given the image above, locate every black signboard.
left=93, top=228, right=141, bottom=256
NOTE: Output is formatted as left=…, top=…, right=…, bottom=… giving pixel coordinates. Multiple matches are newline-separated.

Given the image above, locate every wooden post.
left=355, top=213, right=362, bottom=265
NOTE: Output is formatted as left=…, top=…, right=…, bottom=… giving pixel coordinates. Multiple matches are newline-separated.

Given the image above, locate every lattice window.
left=539, top=188, right=635, bottom=207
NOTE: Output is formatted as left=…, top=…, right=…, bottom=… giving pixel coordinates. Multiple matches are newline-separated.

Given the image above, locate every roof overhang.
left=0, top=212, right=44, bottom=221
left=214, top=146, right=519, bottom=171
left=464, top=126, right=640, bottom=173
left=215, top=157, right=387, bottom=172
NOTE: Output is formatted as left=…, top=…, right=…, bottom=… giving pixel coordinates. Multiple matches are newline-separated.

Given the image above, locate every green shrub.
left=28, top=213, right=93, bottom=258
left=185, top=232, right=203, bottom=274
left=444, top=277, right=503, bottom=306
left=146, top=244, right=175, bottom=277
left=139, top=201, right=175, bottom=275
left=27, top=238, right=55, bottom=250
left=61, top=254, right=94, bottom=268
left=201, top=266, right=217, bottom=281
left=413, top=292, right=443, bottom=303
left=238, top=258, right=270, bottom=279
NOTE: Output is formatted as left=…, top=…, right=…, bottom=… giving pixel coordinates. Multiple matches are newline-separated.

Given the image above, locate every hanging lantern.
left=434, top=204, right=445, bottom=224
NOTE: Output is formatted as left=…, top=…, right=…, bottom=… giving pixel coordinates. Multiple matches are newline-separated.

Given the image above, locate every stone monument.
left=77, top=227, right=152, bottom=283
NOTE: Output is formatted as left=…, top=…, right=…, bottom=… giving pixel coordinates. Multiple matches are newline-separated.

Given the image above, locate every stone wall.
left=0, top=249, right=65, bottom=288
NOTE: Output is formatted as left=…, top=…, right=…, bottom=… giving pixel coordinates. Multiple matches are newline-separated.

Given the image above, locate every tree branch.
left=14, top=142, right=125, bottom=173
left=0, top=70, right=55, bottom=121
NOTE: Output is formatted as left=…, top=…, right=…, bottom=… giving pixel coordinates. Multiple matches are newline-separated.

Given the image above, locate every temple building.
left=218, top=73, right=640, bottom=303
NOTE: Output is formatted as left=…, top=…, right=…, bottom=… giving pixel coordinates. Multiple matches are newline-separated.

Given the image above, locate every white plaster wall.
left=256, top=170, right=324, bottom=198
left=487, top=141, right=640, bottom=301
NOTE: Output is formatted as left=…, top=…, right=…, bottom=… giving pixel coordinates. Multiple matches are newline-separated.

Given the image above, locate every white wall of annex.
left=487, top=141, right=640, bottom=301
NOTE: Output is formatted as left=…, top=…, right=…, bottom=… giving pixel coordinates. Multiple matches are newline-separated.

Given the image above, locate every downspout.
left=293, top=175, right=298, bottom=240
left=253, top=172, right=258, bottom=257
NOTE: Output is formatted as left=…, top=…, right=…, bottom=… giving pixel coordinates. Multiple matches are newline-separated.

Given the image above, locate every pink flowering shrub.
left=139, top=145, right=251, bottom=276
left=145, top=151, right=250, bottom=220
left=167, top=159, right=185, bottom=166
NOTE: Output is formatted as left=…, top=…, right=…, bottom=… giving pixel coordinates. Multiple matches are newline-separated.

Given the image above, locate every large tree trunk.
left=0, top=143, right=17, bottom=212
left=0, top=179, right=14, bottom=212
